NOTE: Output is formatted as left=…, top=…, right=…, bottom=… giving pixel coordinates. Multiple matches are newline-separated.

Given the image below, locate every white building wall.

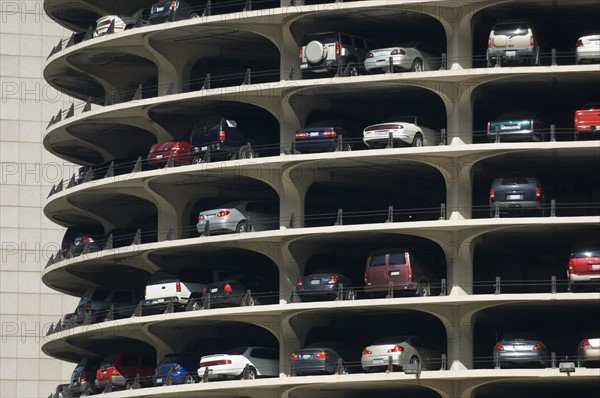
left=1, top=1, right=80, bottom=397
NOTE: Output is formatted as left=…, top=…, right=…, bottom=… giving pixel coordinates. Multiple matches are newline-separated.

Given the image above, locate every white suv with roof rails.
left=487, top=20, right=540, bottom=67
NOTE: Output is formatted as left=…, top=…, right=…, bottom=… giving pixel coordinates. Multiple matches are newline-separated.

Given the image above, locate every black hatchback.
left=293, top=273, right=355, bottom=302
left=201, top=275, right=277, bottom=308
left=489, top=177, right=545, bottom=216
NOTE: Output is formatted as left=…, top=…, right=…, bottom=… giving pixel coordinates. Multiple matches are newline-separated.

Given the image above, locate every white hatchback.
left=197, top=347, right=279, bottom=380
left=576, top=35, right=600, bottom=64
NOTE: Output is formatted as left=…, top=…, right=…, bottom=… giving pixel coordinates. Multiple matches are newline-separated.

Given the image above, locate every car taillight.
left=535, top=187, right=542, bottom=197
left=487, top=122, right=491, bottom=135
left=362, top=348, right=372, bottom=355
left=387, top=345, right=404, bottom=353
left=170, top=1, right=179, bottom=11
left=200, top=359, right=232, bottom=367
left=176, top=280, right=181, bottom=293
left=316, top=351, right=329, bottom=359
left=202, top=287, right=207, bottom=296
left=295, top=131, right=307, bottom=140
left=217, top=210, right=230, bottom=217
left=408, top=266, right=412, bottom=281
left=322, top=129, right=337, bottom=138
left=335, top=41, right=341, bottom=56
left=173, top=364, right=181, bottom=370
left=111, top=367, right=121, bottom=376
left=223, top=283, right=233, bottom=293
left=366, top=51, right=373, bottom=58
left=495, top=343, right=504, bottom=351
left=198, top=214, right=205, bottom=221
left=172, top=142, right=182, bottom=150
left=533, top=342, right=544, bottom=350
left=568, top=259, right=574, bottom=273
left=390, top=49, right=406, bottom=55
left=296, top=278, right=302, bottom=286
left=291, top=353, right=299, bottom=361
left=576, top=39, right=583, bottom=48
left=581, top=339, right=591, bottom=348
left=530, top=35, right=535, bottom=47
left=218, top=130, right=226, bottom=142
left=299, top=47, right=303, bottom=60
left=487, top=37, right=492, bottom=48
left=489, top=188, right=495, bottom=199
left=328, top=275, right=339, bottom=284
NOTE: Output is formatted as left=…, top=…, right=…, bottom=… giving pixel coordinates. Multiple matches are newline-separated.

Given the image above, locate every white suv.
left=487, top=20, right=540, bottom=67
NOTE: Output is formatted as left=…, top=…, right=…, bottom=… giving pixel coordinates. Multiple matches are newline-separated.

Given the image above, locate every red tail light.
left=495, top=343, right=504, bottom=351
left=322, top=129, right=337, bottom=138
left=218, top=130, right=226, bottom=142
left=335, top=41, right=341, bottom=56
left=170, top=1, right=179, bottom=11
left=533, top=342, right=544, bottom=350
left=291, top=353, right=299, bottom=361
left=328, top=275, right=339, bottom=284
left=295, top=131, right=307, bottom=140
left=217, top=210, right=230, bottom=217
left=390, top=49, right=406, bottom=55
left=316, top=351, right=329, bottom=359
left=172, top=142, right=182, bottom=150
left=202, top=287, right=207, bottom=296
left=487, top=122, right=491, bottom=135
left=487, top=37, right=492, bottom=48
left=530, top=35, right=536, bottom=47
left=223, top=283, right=233, bottom=293
left=299, top=47, right=303, bottom=60
left=364, top=272, right=367, bottom=283
left=362, top=348, right=372, bottom=355
left=489, top=188, right=495, bottom=199
left=535, top=187, right=542, bottom=197
left=581, top=339, right=591, bottom=348
left=296, top=278, right=302, bottom=286
left=366, top=51, right=373, bottom=58
left=200, top=359, right=232, bottom=367
left=408, top=266, right=412, bottom=281
left=111, top=367, right=121, bottom=376
left=387, top=345, right=404, bottom=353
left=176, top=280, right=181, bottom=293
left=568, top=259, right=574, bottom=273
left=198, top=214, right=205, bottom=221
left=576, top=39, right=583, bottom=48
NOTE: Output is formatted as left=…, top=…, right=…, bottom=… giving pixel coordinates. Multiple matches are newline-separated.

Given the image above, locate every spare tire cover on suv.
left=305, top=41, right=326, bottom=63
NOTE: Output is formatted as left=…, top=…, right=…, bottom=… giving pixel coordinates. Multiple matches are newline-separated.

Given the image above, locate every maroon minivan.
left=364, top=249, right=443, bottom=297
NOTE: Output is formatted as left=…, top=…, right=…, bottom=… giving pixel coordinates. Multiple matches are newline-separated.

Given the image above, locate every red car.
left=147, top=141, right=193, bottom=168
left=568, top=247, right=600, bottom=292
left=95, top=353, right=155, bottom=391
left=574, top=103, right=600, bottom=139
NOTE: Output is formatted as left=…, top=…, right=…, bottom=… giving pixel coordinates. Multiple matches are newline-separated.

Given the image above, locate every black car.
left=190, top=117, right=256, bottom=162
left=69, top=357, right=102, bottom=396
left=291, top=342, right=350, bottom=376
left=149, top=1, right=199, bottom=24
left=489, top=177, right=545, bottom=217
left=293, top=120, right=361, bottom=153
left=200, top=275, right=277, bottom=309
left=293, top=273, right=355, bottom=302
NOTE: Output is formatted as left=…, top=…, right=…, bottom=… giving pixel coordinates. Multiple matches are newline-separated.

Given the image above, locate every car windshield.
left=500, top=177, right=530, bottom=185
left=307, top=120, right=344, bottom=128
left=224, top=347, right=248, bottom=355
left=158, top=354, right=185, bottom=365
left=99, top=355, right=117, bottom=369
left=373, top=336, right=409, bottom=345
left=382, top=116, right=418, bottom=124
left=572, top=249, right=600, bottom=258
left=493, top=23, right=529, bottom=36
left=500, top=333, right=539, bottom=341
left=303, top=33, right=337, bottom=45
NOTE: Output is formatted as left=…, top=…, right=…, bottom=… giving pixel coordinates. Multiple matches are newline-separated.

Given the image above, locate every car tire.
left=409, top=356, right=420, bottom=369
left=235, top=220, right=248, bottom=233
left=240, top=366, right=257, bottom=380
left=411, top=59, right=423, bottom=72
left=411, top=134, right=424, bottom=147
left=184, top=374, right=197, bottom=384
left=185, top=298, right=199, bottom=311
left=416, top=282, right=430, bottom=297
left=240, top=294, right=257, bottom=306
left=238, top=145, right=256, bottom=159
left=189, top=12, right=199, bottom=19
left=342, top=62, right=358, bottom=77
left=192, top=156, right=204, bottom=164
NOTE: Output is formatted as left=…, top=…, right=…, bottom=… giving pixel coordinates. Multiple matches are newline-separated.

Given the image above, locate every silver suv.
left=486, top=21, right=540, bottom=67
left=299, top=32, right=378, bottom=78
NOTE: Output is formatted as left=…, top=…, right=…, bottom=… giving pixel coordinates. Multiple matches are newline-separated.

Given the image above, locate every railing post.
left=203, top=292, right=211, bottom=310
left=386, top=281, right=394, bottom=298
left=494, top=202, right=500, bottom=218
left=243, top=68, right=251, bottom=85
left=132, top=156, right=142, bottom=173
left=288, top=65, right=295, bottom=80
left=106, top=20, right=115, bottom=34
left=386, top=131, right=394, bottom=148
left=440, top=278, right=447, bottom=296
left=83, top=97, right=92, bottom=112
left=46, top=115, right=55, bottom=129
left=439, top=203, right=446, bottom=220
left=131, top=373, right=142, bottom=389
left=201, top=73, right=211, bottom=90
left=551, top=48, right=557, bottom=66
left=103, top=305, right=114, bottom=322
left=386, top=206, right=393, bottom=223
left=83, top=26, right=93, bottom=41
left=387, top=356, right=394, bottom=372
left=203, top=220, right=210, bottom=236
left=387, top=56, right=394, bottom=73
left=494, top=276, right=501, bottom=294
left=202, top=0, right=212, bottom=17
left=550, top=199, right=556, bottom=217
left=334, top=209, right=343, bottom=226
left=494, top=125, right=500, bottom=143
left=336, top=283, right=344, bottom=300
left=65, top=103, right=75, bottom=118
left=440, top=128, right=447, bottom=145
left=288, top=212, right=295, bottom=228
left=551, top=276, right=557, bottom=294
left=440, top=53, right=447, bottom=70
left=550, top=124, right=556, bottom=142
left=132, top=84, right=143, bottom=100
left=164, top=298, right=175, bottom=314
left=104, top=161, right=115, bottom=178
left=104, top=234, right=114, bottom=250
left=551, top=352, right=556, bottom=368
left=243, top=0, right=252, bottom=11
left=165, top=81, right=174, bottom=95
left=441, top=353, right=447, bottom=370
left=132, top=228, right=142, bottom=245
left=105, top=90, right=115, bottom=106
left=131, top=301, right=143, bottom=317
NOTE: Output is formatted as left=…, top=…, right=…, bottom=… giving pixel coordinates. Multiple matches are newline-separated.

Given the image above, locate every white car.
left=576, top=34, right=600, bottom=64
left=197, top=347, right=279, bottom=380
left=364, top=42, right=441, bottom=73
left=363, top=116, right=441, bottom=148
left=93, top=9, right=147, bottom=37
left=196, top=201, right=278, bottom=235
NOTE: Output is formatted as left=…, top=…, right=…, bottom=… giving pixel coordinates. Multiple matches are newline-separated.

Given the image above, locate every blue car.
left=153, top=353, right=201, bottom=385
left=293, top=120, right=360, bottom=153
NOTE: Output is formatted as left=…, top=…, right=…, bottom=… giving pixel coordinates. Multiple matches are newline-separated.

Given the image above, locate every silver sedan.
left=363, top=116, right=440, bottom=148
left=196, top=201, right=278, bottom=235
left=364, top=43, right=441, bottom=73
left=577, top=338, right=600, bottom=367
left=361, top=336, right=441, bottom=372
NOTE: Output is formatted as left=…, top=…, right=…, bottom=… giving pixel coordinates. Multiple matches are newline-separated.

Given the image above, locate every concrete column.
left=437, top=305, right=477, bottom=371
left=445, top=236, right=475, bottom=296
left=143, top=35, right=181, bottom=94
left=445, top=82, right=475, bottom=145
left=279, top=167, right=314, bottom=229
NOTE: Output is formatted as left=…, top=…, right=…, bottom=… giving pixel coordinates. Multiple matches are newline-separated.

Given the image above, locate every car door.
left=249, top=348, right=278, bottom=376
left=244, top=202, right=269, bottom=231
left=365, top=252, right=387, bottom=290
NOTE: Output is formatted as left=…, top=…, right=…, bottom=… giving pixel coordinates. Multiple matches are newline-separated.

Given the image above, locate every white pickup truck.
left=144, top=278, right=205, bottom=309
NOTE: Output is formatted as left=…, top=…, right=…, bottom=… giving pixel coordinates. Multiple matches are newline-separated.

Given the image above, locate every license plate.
left=507, top=194, right=523, bottom=200
left=390, top=271, right=400, bottom=276
left=201, top=146, right=208, bottom=151
left=211, top=288, right=218, bottom=293
left=156, top=154, right=163, bottom=159
left=592, top=126, right=600, bottom=132
left=378, top=131, right=390, bottom=136
left=156, top=378, right=163, bottom=384
left=206, top=214, right=215, bottom=218
left=156, top=6, right=164, bottom=12
left=309, top=132, right=319, bottom=137
left=506, top=51, right=516, bottom=57
left=592, top=264, right=600, bottom=271
left=302, top=354, right=312, bottom=359
left=157, top=298, right=164, bottom=303
left=310, top=280, right=321, bottom=285
left=373, top=359, right=384, bottom=365
left=514, top=345, right=524, bottom=351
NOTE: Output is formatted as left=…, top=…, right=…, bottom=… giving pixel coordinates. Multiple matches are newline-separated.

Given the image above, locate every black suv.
left=190, top=117, right=257, bottom=162
left=489, top=177, right=545, bottom=217
left=299, top=32, right=378, bottom=78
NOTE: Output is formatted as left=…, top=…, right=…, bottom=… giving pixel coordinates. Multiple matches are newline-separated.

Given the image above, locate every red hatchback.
left=574, top=103, right=600, bottom=139
left=568, top=247, right=600, bottom=292
left=147, top=141, right=193, bottom=168
left=95, top=353, right=155, bottom=391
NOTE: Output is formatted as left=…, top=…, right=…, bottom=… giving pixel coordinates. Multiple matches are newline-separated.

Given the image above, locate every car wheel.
left=184, top=374, right=197, bottom=384
left=411, top=59, right=423, bottom=72
left=416, top=282, right=430, bottom=297
left=342, top=62, right=358, bottom=77
left=236, top=220, right=248, bottom=233
left=409, top=356, right=420, bottom=367
left=241, top=366, right=257, bottom=380
left=192, top=156, right=204, bottom=164
left=238, top=145, right=255, bottom=159
left=411, top=134, right=424, bottom=147
left=345, top=288, right=356, bottom=300
left=240, top=294, right=256, bottom=306
left=189, top=13, right=199, bottom=19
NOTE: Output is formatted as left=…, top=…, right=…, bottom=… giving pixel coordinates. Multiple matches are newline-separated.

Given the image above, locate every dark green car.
left=487, top=114, right=546, bottom=143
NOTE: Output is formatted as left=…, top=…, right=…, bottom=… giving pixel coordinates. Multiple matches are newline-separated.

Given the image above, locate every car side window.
left=251, top=348, right=278, bottom=360
left=91, top=290, right=110, bottom=301
left=355, top=38, right=366, bottom=50
left=341, top=34, right=352, bottom=46
left=389, top=253, right=406, bottom=265
left=369, top=254, right=386, bottom=267
left=246, top=202, right=265, bottom=213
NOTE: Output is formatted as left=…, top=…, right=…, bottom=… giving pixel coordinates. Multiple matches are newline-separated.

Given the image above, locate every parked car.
left=567, top=247, right=600, bottom=292
left=201, top=275, right=277, bottom=308
left=51, top=383, right=69, bottom=398
left=147, top=141, right=193, bottom=168
left=577, top=338, right=600, bottom=367
left=189, top=117, right=256, bottom=162
left=60, top=226, right=103, bottom=257
left=143, top=277, right=205, bottom=311
left=73, top=288, right=143, bottom=324
left=489, top=177, right=545, bottom=216
left=493, top=334, right=550, bottom=368
left=575, top=34, right=600, bottom=64
left=363, top=116, right=440, bottom=148
left=487, top=20, right=540, bottom=67
left=293, top=120, right=360, bottom=153
left=291, top=341, right=356, bottom=376
left=364, top=42, right=441, bottom=73
left=361, top=336, right=441, bottom=372
left=299, top=32, right=378, bottom=78
left=197, top=347, right=279, bottom=380
left=95, top=353, right=155, bottom=391
left=196, top=200, right=278, bottom=235
left=69, top=234, right=101, bottom=256
left=574, top=102, right=600, bottom=140
left=68, top=357, right=102, bottom=396
left=149, top=0, right=198, bottom=24
left=294, top=273, right=355, bottom=302
left=153, top=353, right=202, bottom=385
left=487, top=114, right=546, bottom=143
left=93, top=9, right=148, bottom=37
left=364, top=248, right=443, bottom=297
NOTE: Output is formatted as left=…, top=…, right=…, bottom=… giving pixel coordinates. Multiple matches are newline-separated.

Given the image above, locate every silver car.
left=576, top=35, right=600, bottom=64
left=493, top=335, right=550, bottom=368
left=577, top=338, right=600, bottom=367
left=196, top=201, right=278, bottom=235
left=361, top=336, right=441, bottom=372
left=364, top=42, right=441, bottom=73
left=363, top=116, right=440, bottom=148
